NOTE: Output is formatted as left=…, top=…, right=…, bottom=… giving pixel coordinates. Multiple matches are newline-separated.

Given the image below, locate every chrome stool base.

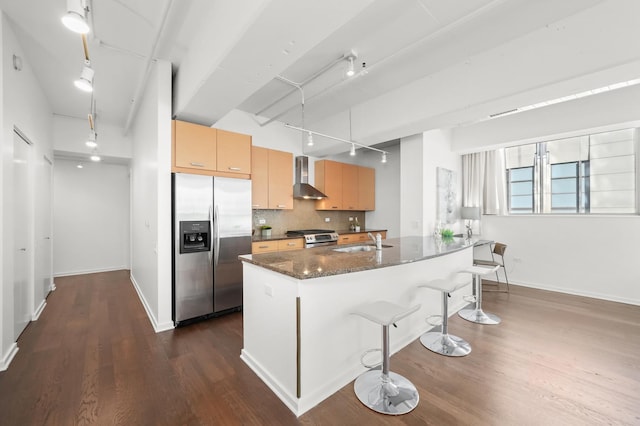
left=354, top=369, right=419, bottom=415
left=419, top=332, right=471, bottom=357
left=458, top=308, right=501, bottom=325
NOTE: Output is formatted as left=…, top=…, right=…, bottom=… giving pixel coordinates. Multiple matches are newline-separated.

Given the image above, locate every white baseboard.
left=32, top=299, right=46, bottom=321
left=0, top=343, right=19, bottom=372
left=129, top=273, right=174, bottom=333
left=50, top=281, right=56, bottom=291
left=53, top=265, right=128, bottom=278
left=510, top=280, right=640, bottom=306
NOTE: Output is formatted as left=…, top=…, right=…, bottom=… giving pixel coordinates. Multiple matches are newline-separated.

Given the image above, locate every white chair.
left=352, top=301, right=421, bottom=415
left=418, top=274, right=472, bottom=357
left=458, top=265, right=502, bottom=325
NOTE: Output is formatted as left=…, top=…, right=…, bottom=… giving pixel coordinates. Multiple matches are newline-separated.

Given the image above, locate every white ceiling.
left=1, top=0, right=638, bottom=155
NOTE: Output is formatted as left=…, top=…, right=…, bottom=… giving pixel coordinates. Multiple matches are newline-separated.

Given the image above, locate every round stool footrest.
left=463, top=295, right=477, bottom=303
left=426, top=314, right=442, bottom=326
left=360, top=348, right=382, bottom=369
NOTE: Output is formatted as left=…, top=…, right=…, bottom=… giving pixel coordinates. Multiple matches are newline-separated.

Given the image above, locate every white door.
left=33, top=156, right=53, bottom=300
left=13, top=131, right=32, bottom=339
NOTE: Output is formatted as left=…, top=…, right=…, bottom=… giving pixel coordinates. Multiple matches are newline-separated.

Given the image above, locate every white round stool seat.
left=352, top=301, right=421, bottom=415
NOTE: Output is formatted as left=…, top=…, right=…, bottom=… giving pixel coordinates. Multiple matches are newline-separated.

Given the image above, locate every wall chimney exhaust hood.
left=293, top=156, right=327, bottom=200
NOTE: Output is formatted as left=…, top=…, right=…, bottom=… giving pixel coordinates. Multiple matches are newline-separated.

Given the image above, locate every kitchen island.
left=239, top=236, right=474, bottom=416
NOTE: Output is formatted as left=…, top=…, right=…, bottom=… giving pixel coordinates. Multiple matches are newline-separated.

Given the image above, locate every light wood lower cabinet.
left=252, top=238, right=304, bottom=254
left=337, top=231, right=387, bottom=245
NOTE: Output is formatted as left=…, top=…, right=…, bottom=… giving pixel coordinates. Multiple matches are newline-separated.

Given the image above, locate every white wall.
left=481, top=215, right=640, bottom=305
left=52, top=159, right=130, bottom=276
left=450, top=76, right=640, bottom=305
left=400, top=134, right=424, bottom=237
left=130, top=59, right=173, bottom=332
left=1, top=13, right=54, bottom=370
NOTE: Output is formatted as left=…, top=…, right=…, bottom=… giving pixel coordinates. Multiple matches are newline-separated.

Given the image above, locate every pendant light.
left=349, top=143, right=356, bottom=156
left=61, top=0, right=90, bottom=34
left=307, top=131, right=314, bottom=146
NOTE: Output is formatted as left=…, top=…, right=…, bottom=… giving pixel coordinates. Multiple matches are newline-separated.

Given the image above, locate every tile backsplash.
left=252, top=199, right=365, bottom=235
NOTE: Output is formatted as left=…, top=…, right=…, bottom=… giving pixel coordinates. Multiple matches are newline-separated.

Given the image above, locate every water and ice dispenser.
left=179, top=221, right=211, bottom=253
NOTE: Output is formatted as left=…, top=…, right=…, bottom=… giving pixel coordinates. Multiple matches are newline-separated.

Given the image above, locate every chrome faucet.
left=368, top=232, right=382, bottom=250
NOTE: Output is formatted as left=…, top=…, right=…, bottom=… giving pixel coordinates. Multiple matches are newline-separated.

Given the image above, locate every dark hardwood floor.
left=1, top=270, right=639, bottom=425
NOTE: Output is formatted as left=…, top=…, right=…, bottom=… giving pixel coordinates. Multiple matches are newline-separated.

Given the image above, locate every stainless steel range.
left=286, top=229, right=339, bottom=248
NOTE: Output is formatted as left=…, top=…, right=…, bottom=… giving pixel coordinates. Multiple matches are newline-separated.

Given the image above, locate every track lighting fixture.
left=61, top=0, right=90, bottom=34
left=85, top=130, right=97, bottom=148
left=350, top=143, right=356, bottom=156
left=76, top=163, right=84, bottom=169
left=346, top=55, right=355, bottom=77
left=307, top=131, right=314, bottom=146
left=285, top=124, right=389, bottom=160
left=90, top=154, right=101, bottom=162
left=74, top=63, right=94, bottom=92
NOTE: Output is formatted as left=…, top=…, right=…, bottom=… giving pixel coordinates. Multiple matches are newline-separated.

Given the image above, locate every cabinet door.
left=217, top=129, right=252, bottom=175
left=251, top=146, right=269, bottom=209
left=342, top=164, right=359, bottom=210
left=268, top=149, right=293, bottom=209
left=277, top=238, right=304, bottom=251
left=358, top=166, right=375, bottom=211
left=174, top=120, right=217, bottom=171
left=252, top=241, right=278, bottom=254
left=315, top=160, right=343, bottom=210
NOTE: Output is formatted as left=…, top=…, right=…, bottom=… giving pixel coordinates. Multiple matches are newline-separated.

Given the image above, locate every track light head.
left=350, top=143, right=356, bottom=156
left=62, top=0, right=90, bottom=34
left=90, top=154, right=101, bottom=162
left=74, top=64, right=94, bottom=92
left=86, top=131, right=97, bottom=148
left=381, top=152, right=387, bottom=164
left=307, top=131, right=314, bottom=146
left=346, top=56, right=355, bottom=77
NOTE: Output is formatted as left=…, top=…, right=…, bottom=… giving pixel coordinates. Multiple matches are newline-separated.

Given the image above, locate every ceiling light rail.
left=284, top=124, right=389, bottom=162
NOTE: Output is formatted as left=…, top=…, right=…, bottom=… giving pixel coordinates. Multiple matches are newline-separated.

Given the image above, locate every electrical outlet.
left=325, top=217, right=330, bottom=222
left=258, top=218, right=266, bottom=225
left=264, top=284, right=272, bottom=297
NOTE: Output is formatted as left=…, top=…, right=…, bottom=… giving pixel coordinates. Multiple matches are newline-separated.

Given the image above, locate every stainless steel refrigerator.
left=172, top=173, right=252, bottom=326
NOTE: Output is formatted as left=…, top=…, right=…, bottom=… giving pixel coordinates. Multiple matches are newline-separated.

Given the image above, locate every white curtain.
left=462, top=149, right=508, bottom=233
left=484, top=148, right=507, bottom=215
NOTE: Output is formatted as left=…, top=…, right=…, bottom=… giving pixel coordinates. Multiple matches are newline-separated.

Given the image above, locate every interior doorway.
left=13, top=129, right=33, bottom=339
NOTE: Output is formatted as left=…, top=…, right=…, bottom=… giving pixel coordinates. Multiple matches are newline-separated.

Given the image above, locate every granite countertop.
left=251, top=228, right=388, bottom=242
left=240, top=236, right=473, bottom=279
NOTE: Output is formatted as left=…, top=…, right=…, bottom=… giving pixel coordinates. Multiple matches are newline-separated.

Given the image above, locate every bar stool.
left=458, top=265, right=501, bottom=325
left=352, top=301, right=421, bottom=415
left=418, top=275, right=471, bottom=357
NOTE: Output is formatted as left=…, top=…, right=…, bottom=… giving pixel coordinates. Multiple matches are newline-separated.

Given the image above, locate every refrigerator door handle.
left=208, top=205, right=214, bottom=263
left=214, top=204, right=220, bottom=267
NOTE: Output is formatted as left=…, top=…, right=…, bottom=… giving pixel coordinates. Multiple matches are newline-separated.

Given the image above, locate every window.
left=506, top=128, right=637, bottom=214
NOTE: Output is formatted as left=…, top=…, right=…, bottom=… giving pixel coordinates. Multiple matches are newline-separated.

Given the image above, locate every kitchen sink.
left=333, top=244, right=392, bottom=253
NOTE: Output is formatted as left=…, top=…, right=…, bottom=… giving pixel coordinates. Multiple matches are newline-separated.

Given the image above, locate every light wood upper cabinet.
left=358, top=166, right=375, bottom=211
left=315, top=160, right=376, bottom=211
left=315, top=160, right=343, bottom=210
left=251, top=146, right=269, bottom=209
left=342, top=163, right=359, bottom=210
left=251, top=147, right=293, bottom=210
left=172, top=121, right=252, bottom=178
left=217, top=129, right=252, bottom=175
left=173, top=120, right=217, bottom=171
left=268, top=149, right=293, bottom=209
